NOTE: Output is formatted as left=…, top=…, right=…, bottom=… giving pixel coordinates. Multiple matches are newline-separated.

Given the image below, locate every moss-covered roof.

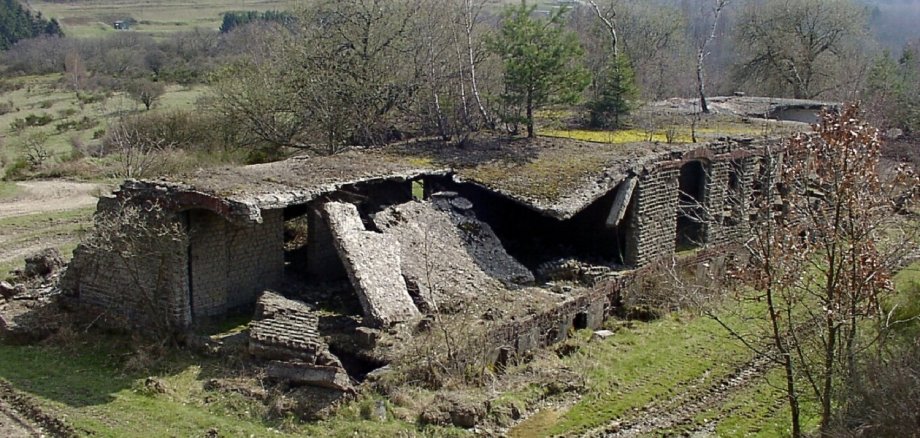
left=125, top=135, right=748, bottom=222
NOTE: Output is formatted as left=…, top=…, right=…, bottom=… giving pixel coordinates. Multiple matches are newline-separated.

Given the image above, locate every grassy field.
left=0, top=207, right=95, bottom=280
left=0, top=74, right=205, bottom=180
left=29, top=0, right=298, bottom=38
left=0, top=333, right=467, bottom=437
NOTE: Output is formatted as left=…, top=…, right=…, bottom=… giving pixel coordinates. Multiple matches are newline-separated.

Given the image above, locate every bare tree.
left=697, top=0, right=729, bottom=113
left=734, top=0, right=867, bottom=99
left=103, top=115, right=177, bottom=178
left=588, top=0, right=618, bottom=69
left=80, top=198, right=186, bottom=335
left=712, top=105, right=918, bottom=437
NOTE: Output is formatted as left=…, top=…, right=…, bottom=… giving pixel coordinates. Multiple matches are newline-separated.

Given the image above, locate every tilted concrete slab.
left=322, top=202, right=419, bottom=327
left=605, top=176, right=637, bottom=228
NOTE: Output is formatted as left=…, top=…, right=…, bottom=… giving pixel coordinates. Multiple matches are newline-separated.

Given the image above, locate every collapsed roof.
left=120, top=135, right=748, bottom=222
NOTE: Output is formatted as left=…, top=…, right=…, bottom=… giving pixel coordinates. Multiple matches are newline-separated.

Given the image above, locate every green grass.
left=0, top=338, right=466, bottom=437
left=0, top=342, right=289, bottom=437
left=0, top=74, right=210, bottom=179
left=503, top=314, right=770, bottom=437
left=542, top=128, right=693, bottom=144
left=0, top=181, right=20, bottom=199
left=549, top=316, right=752, bottom=435
left=0, top=207, right=94, bottom=279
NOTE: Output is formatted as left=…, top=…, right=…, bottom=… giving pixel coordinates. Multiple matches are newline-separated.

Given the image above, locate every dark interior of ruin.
left=676, top=161, right=707, bottom=250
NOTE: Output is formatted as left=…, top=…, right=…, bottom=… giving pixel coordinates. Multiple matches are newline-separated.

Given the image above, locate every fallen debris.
left=323, top=202, right=419, bottom=327
left=23, top=248, right=64, bottom=279
left=373, top=200, right=529, bottom=312
left=592, top=330, right=615, bottom=341
left=266, top=361, right=354, bottom=393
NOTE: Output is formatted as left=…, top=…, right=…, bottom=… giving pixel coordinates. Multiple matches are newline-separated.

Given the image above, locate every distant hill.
left=0, top=0, right=63, bottom=50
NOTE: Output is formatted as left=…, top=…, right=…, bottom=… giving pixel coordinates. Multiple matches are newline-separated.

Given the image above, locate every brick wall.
left=188, top=209, right=284, bottom=319
left=625, top=168, right=679, bottom=266
left=61, top=197, right=192, bottom=330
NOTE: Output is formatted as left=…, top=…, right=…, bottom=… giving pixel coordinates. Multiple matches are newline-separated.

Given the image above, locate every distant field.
left=28, top=0, right=298, bottom=38
left=0, top=74, right=206, bottom=179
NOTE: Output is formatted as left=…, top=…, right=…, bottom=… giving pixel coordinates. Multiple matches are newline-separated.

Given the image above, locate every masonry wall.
left=625, top=168, right=679, bottom=266
left=61, top=197, right=192, bottom=329
left=705, top=157, right=756, bottom=245
left=188, top=209, right=284, bottom=319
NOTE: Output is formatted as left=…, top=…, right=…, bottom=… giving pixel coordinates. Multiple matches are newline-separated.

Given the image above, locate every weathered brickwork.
left=249, top=292, right=323, bottom=361
left=61, top=197, right=192, bottom=329
left=189, top=209, right=284, bottom=318
left=625, top=168, right=679, bottom=266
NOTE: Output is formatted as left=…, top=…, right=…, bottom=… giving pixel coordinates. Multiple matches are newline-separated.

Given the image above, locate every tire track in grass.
left=587, top=355, right=771, bottom=437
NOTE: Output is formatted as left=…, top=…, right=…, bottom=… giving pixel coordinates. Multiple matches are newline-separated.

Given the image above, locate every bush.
left=57, top=108, right=78, bottom=118
left=3, top=157, right=32, bottom=180
left=831, top=341, right=920, bottom=437
left=0, top=101, right=13, bottom=116
left=15, top=113, right=54, bottom=127
left=55, top=116, right=97, bottom=133
left=76, top=92, right=106, bottom=105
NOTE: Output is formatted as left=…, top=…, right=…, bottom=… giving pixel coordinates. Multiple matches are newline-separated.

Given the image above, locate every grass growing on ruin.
left=542, top=128, right=692, bottom=144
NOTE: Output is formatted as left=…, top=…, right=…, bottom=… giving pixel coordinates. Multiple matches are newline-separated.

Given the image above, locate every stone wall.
left=625, top=168, right=679, bottom=266
left=61, top=197, right=192, bottom=330
left=62, top=200, right=284, bottom=329
left=188, top=209, right=284, bottom=319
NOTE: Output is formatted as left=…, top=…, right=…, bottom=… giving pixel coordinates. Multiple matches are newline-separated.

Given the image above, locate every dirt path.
left=0, top=181, right=103, bottom=220
left=0, top=380, right=75, bottom=438
left=586, top=356, right=772, bottom=437
left=0, top=398, right=43, bottom=438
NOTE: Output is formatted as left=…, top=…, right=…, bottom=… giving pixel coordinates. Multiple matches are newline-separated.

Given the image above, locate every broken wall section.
left=372, top=198, right=533, bottom=313
left=61, top=196, right=192, bottom=330
left=625, top=168, right=680, bottom=266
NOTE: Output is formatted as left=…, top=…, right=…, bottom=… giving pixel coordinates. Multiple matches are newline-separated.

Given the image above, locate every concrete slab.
left=322, top=202, right=419, bottom=327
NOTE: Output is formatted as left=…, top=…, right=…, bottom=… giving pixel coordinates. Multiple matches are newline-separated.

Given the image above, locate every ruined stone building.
left=62, top=132, right=767, bottom=329
left=58, top=95, right=846, bottom=394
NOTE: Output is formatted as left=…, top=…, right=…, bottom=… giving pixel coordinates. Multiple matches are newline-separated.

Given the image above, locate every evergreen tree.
left=0, top=0, right=63, bottom=50
left=588, top=53, right=636, bottom=129
left=490, top=1, right=589, bottom=138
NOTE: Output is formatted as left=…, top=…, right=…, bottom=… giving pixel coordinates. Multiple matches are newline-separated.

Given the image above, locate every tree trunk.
left=697, top=1, right=727, bottom=114
left=526, top=90, right=534, bottom=138
left=465, top=0, right=491, bottom=129
left=698, top=47, right=709, bottom=113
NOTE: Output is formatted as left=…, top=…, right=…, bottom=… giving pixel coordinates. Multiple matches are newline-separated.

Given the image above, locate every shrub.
left=57, top=108, right=78, bottom=118
left=55, top=116, right=97, bottom=133
left=13, top=113, right=55, bottom=129
left=76, top=92, right=106, bottom=105
left=831, top=341, right=920, bottom=437
left=0, top=101, right=14, bottom=115
left=3, top=157, right=32, bottom=180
